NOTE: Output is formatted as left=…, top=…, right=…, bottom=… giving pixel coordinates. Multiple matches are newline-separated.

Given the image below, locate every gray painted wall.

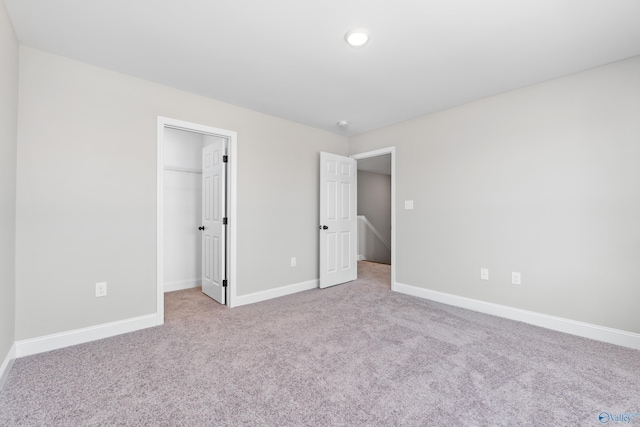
left=357, top=170, right=391, bottom=244
left=15, top=47, right=348, bottom=340
left=350, top=55, right=640, bottom=335
left=0, top=1, right=18, bottom=372
left=8, top=41, right=639, bottom=349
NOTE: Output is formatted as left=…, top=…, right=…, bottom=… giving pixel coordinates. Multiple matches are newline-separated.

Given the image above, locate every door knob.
left=198, top=226, right=205, bottom=230
left=320, top=225, right=328, bottom=230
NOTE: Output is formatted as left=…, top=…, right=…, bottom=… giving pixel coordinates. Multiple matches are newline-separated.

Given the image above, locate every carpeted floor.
left=1, top=261, right=639, bottom=426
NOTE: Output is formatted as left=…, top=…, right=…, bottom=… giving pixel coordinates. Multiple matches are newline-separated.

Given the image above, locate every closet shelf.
left=164, top=165, right=202, bottom=174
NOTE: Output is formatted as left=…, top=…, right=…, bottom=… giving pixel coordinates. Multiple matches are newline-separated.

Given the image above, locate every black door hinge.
left=223, top=155, right=228, bottom=163
left=222, top=217, right=228, bottom=225
left=222, top=280, right=228, bottom=288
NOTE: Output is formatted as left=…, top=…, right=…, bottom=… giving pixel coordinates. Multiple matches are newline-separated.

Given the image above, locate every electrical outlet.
left=291, top=257, right=296, bottom=267
left=480, top=268, right=489, bottom=281
left=512, top=272, right=522, bottom=285
left=96, top=282, right=107, bottom=297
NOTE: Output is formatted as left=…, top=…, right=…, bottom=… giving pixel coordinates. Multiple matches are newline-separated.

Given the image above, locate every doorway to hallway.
left=352, top=147, right=396, bottom=290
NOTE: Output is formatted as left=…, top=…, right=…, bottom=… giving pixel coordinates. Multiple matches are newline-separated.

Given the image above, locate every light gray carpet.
left=1, top=261, right=639, bottom=426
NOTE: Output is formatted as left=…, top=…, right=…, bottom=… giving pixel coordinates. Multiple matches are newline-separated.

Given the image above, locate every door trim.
left=350, top=147, right=396, bottom=291
left=156, top=116, right=238, bottom=325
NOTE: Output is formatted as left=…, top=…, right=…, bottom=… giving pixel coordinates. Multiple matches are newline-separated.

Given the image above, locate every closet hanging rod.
left=163, top=165, right=202, bottom=174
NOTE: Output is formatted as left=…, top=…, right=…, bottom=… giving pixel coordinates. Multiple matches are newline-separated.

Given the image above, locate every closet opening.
left=156, top=117, right=238, bottom=324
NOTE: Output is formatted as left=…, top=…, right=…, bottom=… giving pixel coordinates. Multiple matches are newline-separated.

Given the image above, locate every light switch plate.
left=404, top=200, right=414, bottom=210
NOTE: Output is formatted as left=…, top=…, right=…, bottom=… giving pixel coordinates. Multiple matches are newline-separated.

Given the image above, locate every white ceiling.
left=4, top=0, right=640, bottom=136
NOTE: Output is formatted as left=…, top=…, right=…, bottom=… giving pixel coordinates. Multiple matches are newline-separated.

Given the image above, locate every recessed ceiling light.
left=337, top=120, right=349, bottom=128
left=345, top=28, right=370, bottom=48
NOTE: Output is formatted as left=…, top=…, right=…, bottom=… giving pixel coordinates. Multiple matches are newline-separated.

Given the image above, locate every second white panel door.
left=319, top=152, right=357, bottom=288
left=201, top=139, right=226, bottom=304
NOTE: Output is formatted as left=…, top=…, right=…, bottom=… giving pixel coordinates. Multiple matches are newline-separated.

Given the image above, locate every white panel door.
left=319, top=152, right=357, bottom=288
left=201, top=140, right=226, bottom=304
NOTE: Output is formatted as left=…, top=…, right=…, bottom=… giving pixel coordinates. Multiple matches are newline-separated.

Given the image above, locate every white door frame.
left=350, top=147, right=396, bottom=291
left=156, top=116, right=238, bottom=325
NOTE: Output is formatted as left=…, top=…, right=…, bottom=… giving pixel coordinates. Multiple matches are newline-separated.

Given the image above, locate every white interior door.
left=319, top=152, right=357, bottom=288
left=201, top=140, right=226, bottom=304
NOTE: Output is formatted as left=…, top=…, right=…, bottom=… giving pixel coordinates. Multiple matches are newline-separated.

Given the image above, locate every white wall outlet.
left=512, top=272, right=522, bottom=285
left=291, top=257, right=296, bottom=267
left=96, top=282, right=107, bottom=297
left=404, top=200, right=414, bottom=210
left=480, top=268, right=489, bottom=280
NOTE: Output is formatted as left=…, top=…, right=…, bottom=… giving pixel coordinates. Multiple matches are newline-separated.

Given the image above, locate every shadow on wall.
left=358, top=216, right=391, bottom=264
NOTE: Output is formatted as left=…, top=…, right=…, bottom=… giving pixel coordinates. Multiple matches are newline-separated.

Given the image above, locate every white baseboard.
left=357, top=254, right=366, bottom=261
left=395, top=282, right=640, bottom=350
left=15, top=314, right=158, bottom=358
left=232, top=279, right=318, bottom=307
left=164, top=278, right=201, bottom=293
left=0, top=343, right=16, bottom=390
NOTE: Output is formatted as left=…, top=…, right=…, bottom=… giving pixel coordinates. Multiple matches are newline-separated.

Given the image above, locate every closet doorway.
left=156, top=117, right=238, bottom=324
